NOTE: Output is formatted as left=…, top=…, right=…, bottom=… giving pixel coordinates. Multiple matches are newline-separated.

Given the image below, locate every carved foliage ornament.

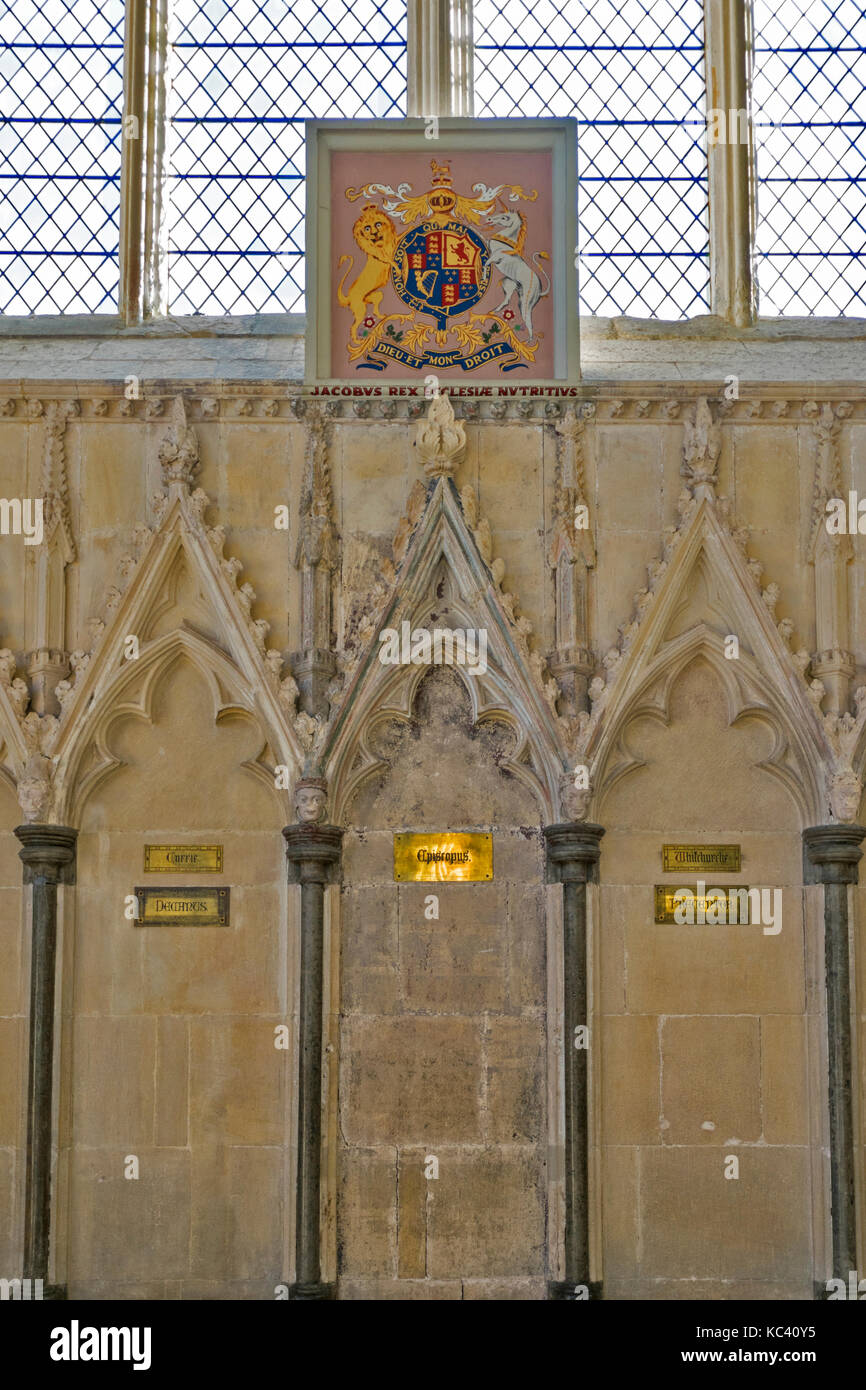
left=415, top=392, right=466, bottom=479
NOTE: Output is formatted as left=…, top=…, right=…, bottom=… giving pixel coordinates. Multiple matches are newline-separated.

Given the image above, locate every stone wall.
left=339, top=668, right=547, bottom=1299
left=0, top=381, right=864, bottom=1299
left=59, top=660, right=288, bottom=1298
left=598, top=661, right=813, bottom=1299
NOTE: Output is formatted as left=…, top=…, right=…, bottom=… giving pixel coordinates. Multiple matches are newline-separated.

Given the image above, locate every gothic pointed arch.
left=48, top=398, right=302, bottom=824
left=325, top=459, right=565, bottom=824
left=575, top=491, right=833, bottom=826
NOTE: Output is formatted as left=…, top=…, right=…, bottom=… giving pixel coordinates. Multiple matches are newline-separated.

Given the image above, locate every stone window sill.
left=1, top=315, right=865, bottom=386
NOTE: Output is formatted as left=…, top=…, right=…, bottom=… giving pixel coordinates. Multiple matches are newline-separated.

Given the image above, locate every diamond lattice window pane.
left=167, top=0, right=408, bottom=315
left=753, top=1, right=866, bottom=315
left=0, top=0, right=123, bottom=313
left=474, top=0, right=710, bottom=317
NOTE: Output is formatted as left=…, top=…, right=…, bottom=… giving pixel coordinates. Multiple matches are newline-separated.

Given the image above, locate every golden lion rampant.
left=337, top=204, right=397, bottom=338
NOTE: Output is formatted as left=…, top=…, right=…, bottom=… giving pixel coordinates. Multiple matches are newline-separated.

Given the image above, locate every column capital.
left=803, top=823, right=866, bottom=885
left=14, top=824, right=77, bottom=885
left=544, top=821, right=605, bottom=883
left=283, top=823, right=343, bottom=883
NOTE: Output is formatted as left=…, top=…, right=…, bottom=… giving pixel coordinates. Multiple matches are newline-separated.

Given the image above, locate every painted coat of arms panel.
left=306, top=120, right=577, bottom=382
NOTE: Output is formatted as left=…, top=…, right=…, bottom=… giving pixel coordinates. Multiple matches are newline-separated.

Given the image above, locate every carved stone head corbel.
left=559, top=770, right=591, bottom=823
left=293, top=776, right=329, bottom=825
left=829, top=765, right=863, bottom=825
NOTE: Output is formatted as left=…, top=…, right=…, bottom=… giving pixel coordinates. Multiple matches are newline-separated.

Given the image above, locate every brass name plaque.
left=394, top=832, right=493, bottom=882
left=144, top=844, right=223, bottom=873
left=662, top=843, right=741, bottom=874
left=134, top=887, right=230, bottom=926
left=654, top=885, right=753, bottom=925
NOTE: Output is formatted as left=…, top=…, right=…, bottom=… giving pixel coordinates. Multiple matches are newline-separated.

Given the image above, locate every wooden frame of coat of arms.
left=305, top=118, right=578, bottom=385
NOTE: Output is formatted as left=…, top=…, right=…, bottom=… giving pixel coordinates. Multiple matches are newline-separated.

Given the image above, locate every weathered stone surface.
left=426, top=1152, right=546, bottom=1279
left=71, top=1017, right=156, bottom=1148
left=0, top=1149, right=14, bottom=1274
left=189, top=1018, right=284, bottom=1147
left=68, top=1149, right=191, bottom=1286
left=638, top=1147, right=812, bottom=1282
left=485, top=1017, right=546, bottom=1143
left=461, top=1277, right=547, bottom=1299
left=400, top=893, right=506, bottom=1014
left=335, top=664, right=549, bottom=1296
left=600, top=1145, right=640, bottom=1274
left=760, top=1015, right=809, bottom=1146
left=397, top=1148, right=427, bottom=1279
left=339, top=1149, right=396, bottom=1277
left=505, top=878, right=546, bottom=1011
left=601, top=1015, right=660, bottom=1144
left=227, top=1147, right=284, bottom=1281
left=338, top=1277, right=464, bottom=1300
left=0, top=378, right=858, bottom=1302
left=341, top=1016, right=482, bottom=1146
left=341, top=884, right=400, bottom=1015
left=155, top=1016, right=189, bottom=1149
left=660, top=1015, right=762, bottom=1144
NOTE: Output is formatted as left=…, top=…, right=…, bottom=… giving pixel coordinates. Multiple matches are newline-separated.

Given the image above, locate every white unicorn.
left=484, top=206, right=551, bottom=339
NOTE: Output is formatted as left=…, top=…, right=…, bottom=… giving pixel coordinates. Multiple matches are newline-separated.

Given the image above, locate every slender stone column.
left=544, top=821, right=604, bottom=1300
left=803, top=823, right=866, bottom=1292
left=283, top=820, right=342, bottom=1300
left=15, top=823, right=77, bottom=1298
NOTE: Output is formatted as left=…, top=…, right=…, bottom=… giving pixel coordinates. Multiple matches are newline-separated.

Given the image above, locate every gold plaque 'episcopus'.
left=394, top=833, right=493, bottom=882
left=144, top=844, right=223, bottom=872
left=662, top=844, right=741, bottom=873
left=134, top=887, right=230, bottom=926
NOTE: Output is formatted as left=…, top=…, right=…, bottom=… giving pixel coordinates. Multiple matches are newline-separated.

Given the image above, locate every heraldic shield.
left=392, top=221, right=492, bottom=329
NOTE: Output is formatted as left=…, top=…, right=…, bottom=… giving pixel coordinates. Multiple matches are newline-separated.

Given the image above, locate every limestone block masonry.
left=0, top=377, right=865, bottom=1301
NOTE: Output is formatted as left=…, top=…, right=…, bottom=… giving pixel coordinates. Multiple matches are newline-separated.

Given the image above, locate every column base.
left=289, top=1281, right=337, bottom=1301
left=548, top=1279, right=603, bottom=1301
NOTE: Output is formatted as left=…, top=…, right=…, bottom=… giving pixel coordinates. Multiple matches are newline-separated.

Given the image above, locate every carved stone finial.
left=808, top=402, right=848, bottom=555
left=681, top=396, right=721, bottom=503
left=554, top=405, right=586, bottom=496
left=296, top=405, right=337, bottom=568
left=415, top=392, right=466, bottom=478
left=41, top=398, right=77, bottom=560
left=158, top=397, right=200, bottom=497
left=807, top=400, right=855, bottom=715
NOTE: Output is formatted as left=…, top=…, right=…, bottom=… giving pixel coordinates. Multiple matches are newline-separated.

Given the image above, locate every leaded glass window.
left=166, top=0, right=408, bottom=314
left=753, top=0, right=866, bottom=315
left=0, top=0, right=123, bottom=313
left=473, top=0, right=710, bottom=318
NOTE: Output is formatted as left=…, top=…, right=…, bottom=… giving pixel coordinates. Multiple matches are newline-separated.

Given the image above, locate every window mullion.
left=119, top=0, right=148, bottom=321
left=408, top=0, right=474, bottom=118
left=703, top=0, right=757, bottom=325
left=119, top=0, right=170, bottom=322
left=142, top=0, right=170, bottom=318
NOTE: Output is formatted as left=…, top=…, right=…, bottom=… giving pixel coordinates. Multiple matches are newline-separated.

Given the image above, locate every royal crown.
left=430, top=160, right=452, bottom=188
